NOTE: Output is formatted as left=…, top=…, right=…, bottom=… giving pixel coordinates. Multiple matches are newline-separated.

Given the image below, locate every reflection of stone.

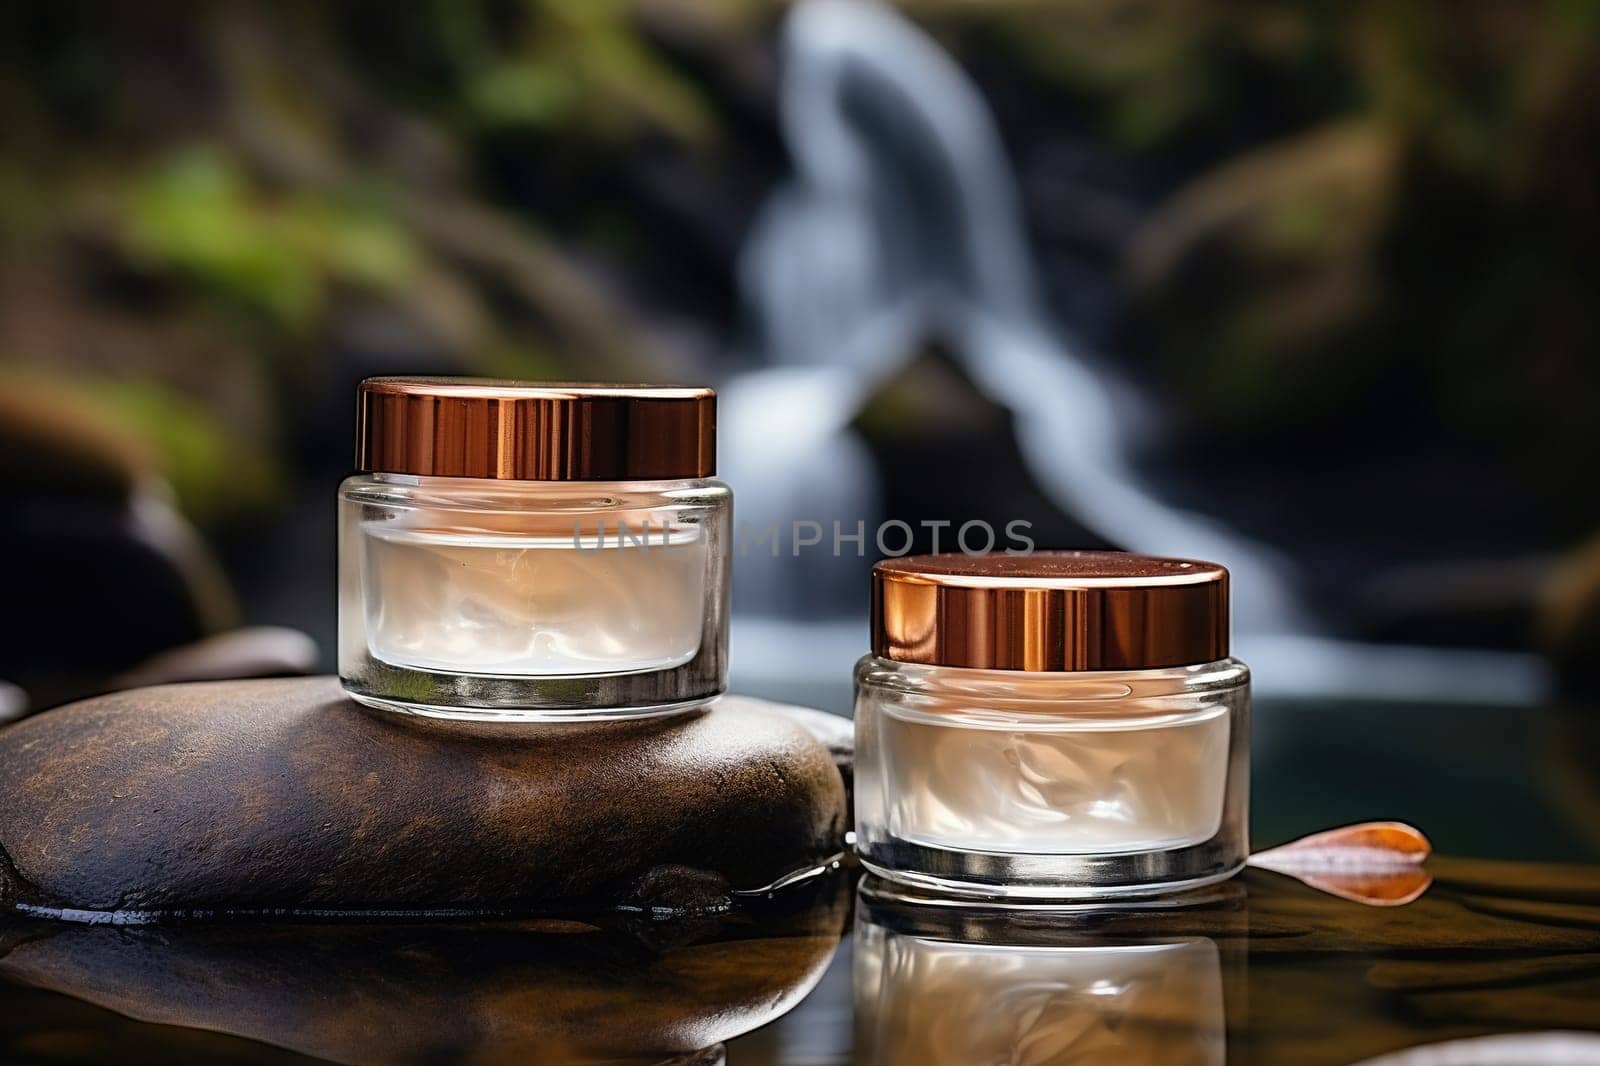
left=0, top=678, right=846, bottom=918
left=0, top=881, right=847, bottom=1065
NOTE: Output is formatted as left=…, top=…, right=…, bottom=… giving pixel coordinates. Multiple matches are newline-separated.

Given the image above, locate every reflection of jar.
left=854, top=879, right=1232, bottom=1066
left=855, top=552, right=1249, bottom=898
left=339, top=379, right=730, bottom=720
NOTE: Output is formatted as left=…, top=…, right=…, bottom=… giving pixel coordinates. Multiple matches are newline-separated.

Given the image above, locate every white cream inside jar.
left=362, top=511, right=708, bottom=676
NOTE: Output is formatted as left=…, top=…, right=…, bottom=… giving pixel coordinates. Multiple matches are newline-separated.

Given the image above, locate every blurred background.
left=2, top=0, right=1599, bottom=859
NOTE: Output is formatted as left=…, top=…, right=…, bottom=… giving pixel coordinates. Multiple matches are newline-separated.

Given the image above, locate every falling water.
left=722, top=0, right=1544, bottom=705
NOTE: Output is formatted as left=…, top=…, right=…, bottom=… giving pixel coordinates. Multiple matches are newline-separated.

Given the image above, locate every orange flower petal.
left=1249, top=821, right=1433, bottom=906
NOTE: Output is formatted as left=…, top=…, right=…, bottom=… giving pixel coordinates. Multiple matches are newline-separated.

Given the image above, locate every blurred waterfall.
left=722, top=0, right=1544, bottom=707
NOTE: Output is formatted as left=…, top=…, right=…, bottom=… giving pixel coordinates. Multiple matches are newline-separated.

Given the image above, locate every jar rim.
left=871, top=551, right=1229, bottom=671
left=355, top=377, right=716, bottom=481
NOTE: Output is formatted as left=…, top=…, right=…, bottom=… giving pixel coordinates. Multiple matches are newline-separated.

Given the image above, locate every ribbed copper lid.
left=355, top=377, right=715, bottom=481
left=872, top=551, right=1229, bottom=671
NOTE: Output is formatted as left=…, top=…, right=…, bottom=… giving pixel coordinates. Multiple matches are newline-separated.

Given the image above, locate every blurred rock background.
left=1, top=0, right=1598, bottom=708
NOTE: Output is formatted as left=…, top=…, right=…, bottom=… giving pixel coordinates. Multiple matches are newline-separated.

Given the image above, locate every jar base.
left=857, top=838, right=1244, bottom=901
left=339, top=655, right=725, bottom=721
left=857, top=870, right=1246, bottom=914
left=343, top=689, right=716, bottom=723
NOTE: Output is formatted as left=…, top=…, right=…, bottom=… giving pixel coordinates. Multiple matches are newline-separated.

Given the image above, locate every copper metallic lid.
left=355, top=377, right=715, bottom=481
left=871, top=551, right=1229, bottom=671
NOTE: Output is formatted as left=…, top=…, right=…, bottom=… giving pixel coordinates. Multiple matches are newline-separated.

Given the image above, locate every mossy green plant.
left=121, top=148, right=416, bottom=333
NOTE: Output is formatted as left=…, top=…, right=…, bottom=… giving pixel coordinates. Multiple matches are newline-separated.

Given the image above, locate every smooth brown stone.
left=755, top=699, right=853, bottom=809
left=0, top=678, right=847, bottom=918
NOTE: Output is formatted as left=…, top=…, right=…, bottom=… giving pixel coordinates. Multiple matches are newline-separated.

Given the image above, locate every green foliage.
left=469, top=60, right=583, bottom=129
left=405, top=0, right=716, bottom=142
left=121, top=148, right=415, bottom=332
left=973, top=0, right=1344, bottom=149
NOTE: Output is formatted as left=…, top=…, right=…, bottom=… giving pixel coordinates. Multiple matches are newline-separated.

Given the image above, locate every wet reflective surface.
left=856, top=882, right=1232, bottom=1065
left=5, top=856, right=1600, bottom=1064
left=0, top=879, right=849, bottom=1065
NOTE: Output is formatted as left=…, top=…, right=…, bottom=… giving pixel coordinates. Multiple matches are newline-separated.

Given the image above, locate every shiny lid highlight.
left=355, top=377, right=715, bottom=481
left=871, top=551, right=1229, bottom=671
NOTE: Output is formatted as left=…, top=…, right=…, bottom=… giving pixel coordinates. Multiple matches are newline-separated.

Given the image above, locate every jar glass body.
left=339, top=473, right=730, bottom=720
left=853, top=655, right=1249, bottom=898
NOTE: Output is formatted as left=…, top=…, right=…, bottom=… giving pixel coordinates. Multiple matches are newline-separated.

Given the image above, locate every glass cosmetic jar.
left=854, top=551, right=1249, bottom=899
left=339, top=377, right=730, bottom=721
